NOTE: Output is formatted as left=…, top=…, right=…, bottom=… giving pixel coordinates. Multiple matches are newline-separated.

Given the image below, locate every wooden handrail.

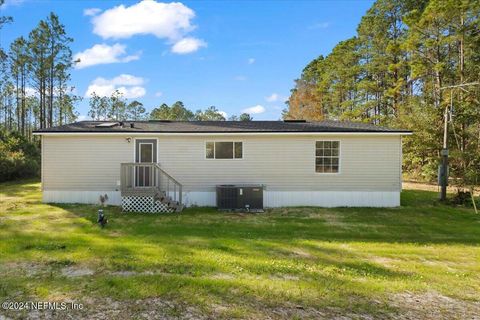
left=120, top=162, right=183, bottom=205
left=153, top=163, right=181, bottom=186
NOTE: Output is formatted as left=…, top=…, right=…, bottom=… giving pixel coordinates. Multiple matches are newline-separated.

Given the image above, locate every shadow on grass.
left=0, top=179, right=41, bottom=198
left=49, top=189, right=480, bottom=247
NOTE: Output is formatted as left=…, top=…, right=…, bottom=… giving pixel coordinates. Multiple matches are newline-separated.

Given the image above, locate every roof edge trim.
left=33, top=131, right=412, bottom=136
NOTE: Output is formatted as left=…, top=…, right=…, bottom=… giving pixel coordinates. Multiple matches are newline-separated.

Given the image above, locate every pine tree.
left=194, top=106, right=226, bottom=121
left=285, top=0, right=480, bottom=185
left=126, top=101, right=146, bottom=120
left=9, top=37, right=29, bottom=135
left=150, top=101, right=195, bottom=120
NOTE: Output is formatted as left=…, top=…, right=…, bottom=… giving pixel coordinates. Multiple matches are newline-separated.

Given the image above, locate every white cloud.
left=74, top=43, right=140, bottom=69
left=219, top=111, right=228, bottom=119
left=90, top=1, right=206, bottom=54
left=155, top=91, right=163, bottom=97
left=86, top=84, right=146, bottom=99
left=119, top=86, right=146, bottom=99
left=265, top=93, right=287, bottom=103
left=85, top=74, right=146, bottom=98
left=96, top=74, right=145, bottom=86
left=265, top=93, right=279, bottom=102
left=83, top=8, right=102, bottom=16
left=25, top=87, right=37, bottom=97
left=247, top=58, right=255, bottom=64
left=77, top=115, right=91, bottom=121
left=171, top=37, right=206, bottom=54
left=86, top=84, right=115, bottom=97
left=242, top=105, right=266, bottom=115
left=92, top=1, right=194, bottom=39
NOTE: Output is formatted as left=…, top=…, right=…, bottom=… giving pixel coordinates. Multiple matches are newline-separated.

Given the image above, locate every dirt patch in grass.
left=389, top=291, right=480, bottom=320
left=290, top=248, right=313, bottom=258
left=370, top=256, right=399, bottom=267
left=108, top=270, right=168, bottom=277
left=109, top=270, right=139, bottom=277
left=210, top=272, right=235, bottom=280
left=270, top=274, right=300, bottom=281
left=316, top=212, right=342, bottom=223
left=61, top=266, right=94, bottom=277
left=403, top=181, right=480, bottom=196
left=0, top=262, right=39, bottom=276
left=1, top=291, right=479, bottom=319
left=1, top=297, right=382, bottom=320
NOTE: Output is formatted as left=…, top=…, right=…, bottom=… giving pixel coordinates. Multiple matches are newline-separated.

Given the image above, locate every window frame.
left=133, top=138, right=159, bottom=163
left=138, top=142, right=154, bottom=163
left=314, top=140, right=341, bottom=175
left=133, top=138, right=159, bottom=188
left=205, top=140, right=244, bottom=160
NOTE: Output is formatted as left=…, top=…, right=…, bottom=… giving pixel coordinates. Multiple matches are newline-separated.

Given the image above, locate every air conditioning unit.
left=216, top=185, right=263, bottom=211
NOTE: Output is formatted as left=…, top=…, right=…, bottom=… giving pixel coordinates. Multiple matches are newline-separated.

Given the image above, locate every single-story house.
left=33, top=120, right=411, bottom=212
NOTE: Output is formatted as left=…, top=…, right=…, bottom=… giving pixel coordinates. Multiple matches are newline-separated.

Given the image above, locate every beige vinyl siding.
left=42, top=134, right=401, bottom=192
left=42, top=136, right=132, bottom=191
left=158, top=135, right=401, bottom=192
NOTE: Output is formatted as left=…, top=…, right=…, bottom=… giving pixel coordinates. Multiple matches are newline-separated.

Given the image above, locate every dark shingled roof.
left=33, top=120, right=411, bottom=134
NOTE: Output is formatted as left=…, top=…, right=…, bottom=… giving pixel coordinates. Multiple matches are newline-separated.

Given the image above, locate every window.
left=139, top=143, right=153, bottom=163
left=316, top=141, right=340, bottom=173
left=206, top=141, right=243, bottom=159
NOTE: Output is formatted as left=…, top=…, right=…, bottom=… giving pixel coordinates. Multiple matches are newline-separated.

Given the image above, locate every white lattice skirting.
left=122, top=196, right=175, bottom=213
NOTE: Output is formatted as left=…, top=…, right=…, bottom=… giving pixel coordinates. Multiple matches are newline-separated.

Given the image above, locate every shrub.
left=0, top=132, right=40, bottom=182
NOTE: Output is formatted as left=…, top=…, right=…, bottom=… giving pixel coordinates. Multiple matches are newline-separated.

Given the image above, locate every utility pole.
left=438, top=82, right=480, bottom=201
left=440, top=104, right=449, bottom=201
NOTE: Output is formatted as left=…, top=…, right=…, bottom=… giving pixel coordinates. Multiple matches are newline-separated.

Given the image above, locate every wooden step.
left=154, top=190, right=183, bottom=212
left=153, top=191, right=165, bottom=202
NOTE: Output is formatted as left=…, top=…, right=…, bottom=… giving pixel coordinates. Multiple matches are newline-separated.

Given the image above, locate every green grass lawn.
left=1, top=180, right=479, bottom=319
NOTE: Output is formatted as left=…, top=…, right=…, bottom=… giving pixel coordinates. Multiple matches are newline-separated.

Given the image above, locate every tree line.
left=149, top=102, right=253, bottom=121
left=1, top=7, right=79, bottom=141
left=88, top=93, right=253, bottom=122
left=284, top=0, right=480, bottom=186
left=0, top=2, right=69, bottom=180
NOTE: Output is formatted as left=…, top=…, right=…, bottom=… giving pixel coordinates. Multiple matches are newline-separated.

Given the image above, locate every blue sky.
left=1, top=0, right=374, bottom=120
